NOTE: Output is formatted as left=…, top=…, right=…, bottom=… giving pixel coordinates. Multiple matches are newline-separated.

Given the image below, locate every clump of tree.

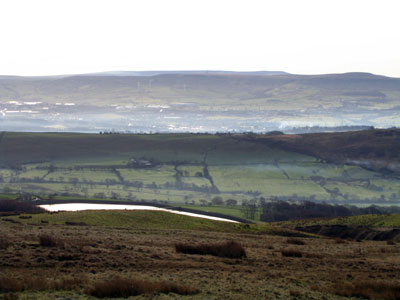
left=226, top=199, right=237, bottom=206
left=260, top=200, right=400, bottom=222
left=0, top=199, right=46, bottom=215
left=241, top=199, right=258, bottom=220
left=211, top=196, right=223, bottom=205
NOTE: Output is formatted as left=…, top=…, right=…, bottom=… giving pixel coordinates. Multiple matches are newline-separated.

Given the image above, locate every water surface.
left=39, top=203, right=238, bottom=223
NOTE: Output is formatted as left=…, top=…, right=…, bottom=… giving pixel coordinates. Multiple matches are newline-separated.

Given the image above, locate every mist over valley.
left=1, top=71, right=399, bottom=133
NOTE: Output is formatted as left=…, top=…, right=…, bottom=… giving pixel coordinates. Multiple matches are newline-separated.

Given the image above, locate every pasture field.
left=44, top=170, right=119, bottom=183
left=1, top=210, right=400, bottom=300
left=119, top=166, right=176, bottom=185
left=0, top=131, right=399, bottom=219
left=181, top=177, right=212, bottom=187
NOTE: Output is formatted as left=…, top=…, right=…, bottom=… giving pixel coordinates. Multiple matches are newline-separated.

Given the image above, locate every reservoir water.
left=39, top=203, right=238, bottom=223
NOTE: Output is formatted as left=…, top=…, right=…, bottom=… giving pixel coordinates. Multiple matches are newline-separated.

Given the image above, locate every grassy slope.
left=0, top=132, right=303, bottom=165
left=277, top=213, right=400, bottom=228
left=256, top=128, right=400, bottom=171
left=3, top=130, right=397, bottom=167
left=5, top=210, right=258, bottom=232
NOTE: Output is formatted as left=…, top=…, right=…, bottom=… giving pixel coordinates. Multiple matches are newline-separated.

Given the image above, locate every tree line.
left=259, top=200, right=400, bottom=222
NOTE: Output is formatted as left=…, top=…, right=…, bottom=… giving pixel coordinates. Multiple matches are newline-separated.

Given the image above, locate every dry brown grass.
left=87, top=277, right=197, bottom=298
left=0, top=277, right=23, bottom=293
left=281, top=249, right=303, bottom=257
left=304, top=252, right=324, bottom=259
left=0, top=237, right=11, bottom=250
left=1, top=218, right=400, bottom=300
left=175, top=240, right=246, bottom=258
left=0, top=293, right=19, bottom=300
left=38, top=234, right=58, bottom=247
left=65, top=221, right=88, bottom=226
left=37, top=234, right=86, bottom=249
left=334, top=238, right=347, bottom=244
left=51, top=275, right=88, bottom=290
left=0, top=274, right=88, bottom=293
left=0, top=275, right=47, bottom=292
left=286, top=238, right=306, bottom=245
left=289, top=289, right=302, bottom=297
left=333, top=280, right=400, bottom=300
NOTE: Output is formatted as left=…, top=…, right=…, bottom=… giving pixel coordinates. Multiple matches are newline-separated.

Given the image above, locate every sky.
left=1, top=0, right=399, bottom=77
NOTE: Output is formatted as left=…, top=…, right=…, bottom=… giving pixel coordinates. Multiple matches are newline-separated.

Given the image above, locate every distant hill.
left=0, top=71, right=398, bottom=107
left=87, top=70, right=290, bottom=76
left=0, top=71, right=399, bottom=133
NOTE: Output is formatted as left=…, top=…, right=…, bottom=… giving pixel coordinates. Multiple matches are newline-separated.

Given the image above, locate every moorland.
left=1, top=205, right=400, bottom=300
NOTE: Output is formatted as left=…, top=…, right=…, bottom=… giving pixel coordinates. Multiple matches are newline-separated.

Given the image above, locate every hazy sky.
left=1, top=0, right=399, bottom=77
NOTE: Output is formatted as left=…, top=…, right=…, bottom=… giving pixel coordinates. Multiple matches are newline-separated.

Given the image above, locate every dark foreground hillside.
left=1, top=210, right=400, bottom=300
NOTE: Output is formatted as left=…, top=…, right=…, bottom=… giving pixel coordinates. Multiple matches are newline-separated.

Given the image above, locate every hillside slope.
left=252, top=128, right=400, bottom=174
left=0, top=130, right=399, bottom=205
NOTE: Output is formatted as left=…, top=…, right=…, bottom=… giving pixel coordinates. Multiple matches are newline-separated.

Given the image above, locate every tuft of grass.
left=286, top=238, right=305, bottom=245
left=65, top=221, right=88, bottom=226
left=0, top=275, right=48, bottom=292
left=0, top=237, right=11, bottom=249
left=289, top=289, right=302, bottom=297
left=52, top=275, right=88, bottom=290
left=334, top=238, right=347, bottom=244
left=0, top=277, right=23, bottom=293
left=281, top=249, right=303, bottom=257
left=0, top=274, right=87, bottom=293
left=1, top=293, right=19, bottom=300
left=87, top=277, right=197, bottom=298
left=175, top=240, right=246, bottom=259
left=333, top=280, right=400, bottom=300
left=38, top=234, right=58, bottom=247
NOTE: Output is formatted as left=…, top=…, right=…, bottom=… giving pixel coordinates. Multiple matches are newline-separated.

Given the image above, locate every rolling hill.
left=0, top=71, right=399, bottom=132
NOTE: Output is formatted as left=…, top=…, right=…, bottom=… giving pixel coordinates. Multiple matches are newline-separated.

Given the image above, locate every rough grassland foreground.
left=1, top=210, right=400, bottom=299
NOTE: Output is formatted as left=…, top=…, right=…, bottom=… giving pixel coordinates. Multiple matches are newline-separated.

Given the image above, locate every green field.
left=0, top=132, right=399, bottom=215
left=2, top=210, right=265, bottom=233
